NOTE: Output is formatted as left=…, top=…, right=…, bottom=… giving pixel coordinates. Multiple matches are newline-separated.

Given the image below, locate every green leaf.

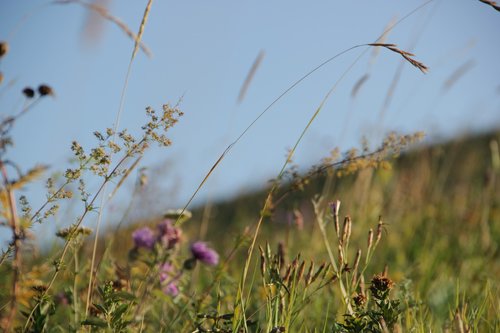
left=81, top=316, right=108, bottom=328
left=112, top=303, right=129, bottom=321
left=114, top=291, right=136, bottom=301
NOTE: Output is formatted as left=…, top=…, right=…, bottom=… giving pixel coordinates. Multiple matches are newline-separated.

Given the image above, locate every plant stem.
left=1, top=161, right=22, bottom=331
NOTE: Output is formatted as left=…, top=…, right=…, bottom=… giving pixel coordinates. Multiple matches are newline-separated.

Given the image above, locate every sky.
left=1, top=0, right=500, bottom=245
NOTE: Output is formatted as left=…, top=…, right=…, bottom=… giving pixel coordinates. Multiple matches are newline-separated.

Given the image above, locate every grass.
left=1, top=1, right=499, bottom=332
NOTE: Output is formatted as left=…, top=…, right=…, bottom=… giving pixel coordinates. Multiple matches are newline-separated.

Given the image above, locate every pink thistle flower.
left=157, top=219, right=182, bottom=249
left=190, top=241, right=219, bottom=266
left=159, top=263, right=179, bottom=296
left=132, top=227, right=156, bottom=249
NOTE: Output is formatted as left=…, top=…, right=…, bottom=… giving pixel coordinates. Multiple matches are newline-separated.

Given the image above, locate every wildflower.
left=159, top=263, right=179, bottom=296
left=132, top=227, right=155, bottom=249
left=329, top=200, right=341, bottom=216
left=55, top=291, right=70, bottom=306
left=190, top=241, right=219, bottom=266
left=157, top=219, right=182, bottom=249
left=370, top=273, right=394, bottom=300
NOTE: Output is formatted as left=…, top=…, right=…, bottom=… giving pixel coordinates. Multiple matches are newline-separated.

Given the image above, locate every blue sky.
left=1, top=0, right=499, bottom=244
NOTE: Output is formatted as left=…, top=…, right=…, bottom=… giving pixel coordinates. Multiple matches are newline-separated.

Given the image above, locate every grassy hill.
left=2, top=131, right=498, bottom=331
left=97, top=130, right=500, bottom=331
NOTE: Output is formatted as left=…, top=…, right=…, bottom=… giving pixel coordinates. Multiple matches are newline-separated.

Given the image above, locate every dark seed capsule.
left=38, top=84, right=54, bottom=97
left=0, top=42, right=8, bottom=58
left=23, top=87, right=35, bottom=98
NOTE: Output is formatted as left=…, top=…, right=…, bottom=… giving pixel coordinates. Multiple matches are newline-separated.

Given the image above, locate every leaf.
left=81, top=316, right=108, bottom=328
left=93, top=303, right=107, bottom=314
left=111, top=303, right=129, bottom=321
left=114, top=291, right=136, bottom=301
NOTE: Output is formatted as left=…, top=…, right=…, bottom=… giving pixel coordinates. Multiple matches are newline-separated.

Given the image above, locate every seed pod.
left=297, top=260, right=306, bottom=282
left=258, top=246, right=266, bottom=277
left=376, top=217, right=383, bottom=243
left=341, top=216, right=351, bottom=245
left=311, top=262, right=326, bottom=284
left=0, top=41, right=8, bottom=58
left=23, top=87, right=35, bottom=98
left=304, top=261, right=315, bottom=286
left=367, top=228, right=374, bottom=252
left=282, top=265, right=292, bottom=284
left=38, top=84, right=54, bottom=97
left=338, top=245, right=344, bottom=267
left=352, top=249, right=361, bottom=273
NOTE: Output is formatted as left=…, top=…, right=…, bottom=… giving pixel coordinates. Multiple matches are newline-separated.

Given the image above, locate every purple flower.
left=157, top=219, right=182, bottom=249
left=132, top=227, right=156, bottom=249
left=190, top=241, right=219, bottom=266
left=159, top=263, right=179, bottom=296
left=55, top=291, right=70, bottom=306
left=329, top=200, right=341, bottom=216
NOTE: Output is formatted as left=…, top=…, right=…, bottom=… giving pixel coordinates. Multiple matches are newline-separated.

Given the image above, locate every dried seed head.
left=0, top=71, right=3, bottom=85
left=368, top=43, right=429, bottom=73
left=305, top=261, right=315, bottom=286
left=38, top=84, right=54, bottom=97
left=0, top=41, right=8, bottom=58
left=479, top=0, right=500, bottom=12
left=367, top=228, right=374, bottom=250
left=376, top=217, right=383, bottom=243
left=370, top=273, right=394, bottom=295
left=297, top=260, right=306, bottom=282
left=311, top=262, right=326, bottom=284
left=258, top=246, right=266, bottom=277
left=341, top=216, right=351, bottom=245
left=23, top=87, right=35, bottom=98
left=352, top=249, right=362, bottom=273
left=282, top=265, right=292, bottom=284
left=56, top=226, right=92, bottom=239
left=352, top=292, right=367, bottom=307
left=32, top=284, right=49, bottom=294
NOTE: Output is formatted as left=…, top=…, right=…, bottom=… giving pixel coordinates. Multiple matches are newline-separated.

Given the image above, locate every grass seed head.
left=479, top=0, right=500, bottom=11
left=368, top=43, right=429, bottom=73
left=352, top=249, right=361, bottom=273
left=297, top=260, right=306, bottom=282
left=305, top=261, right=315, bottom=286
left=367, top=228, right=374, bottom=251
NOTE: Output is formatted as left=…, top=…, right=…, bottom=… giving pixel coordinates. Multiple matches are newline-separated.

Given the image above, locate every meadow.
left=1, top=1, right=499, bottom=332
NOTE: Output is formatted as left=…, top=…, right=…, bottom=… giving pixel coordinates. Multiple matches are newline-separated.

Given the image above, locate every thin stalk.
left=1, top=162, right=22, bottom=331
left=73, top=246, right=79, bottom=327
left=86, top=0, right=153, bottom=316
